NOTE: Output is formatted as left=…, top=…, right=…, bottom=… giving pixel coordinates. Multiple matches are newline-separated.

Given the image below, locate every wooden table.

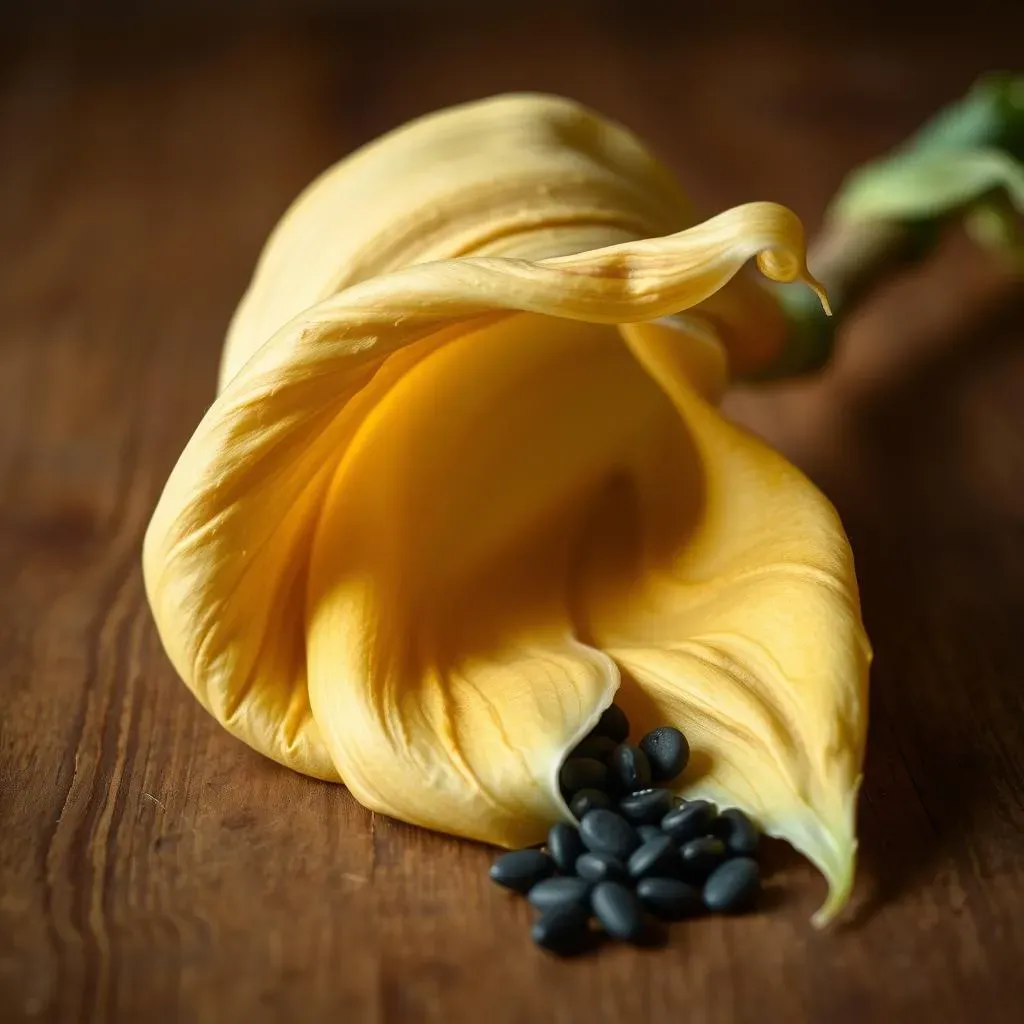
left=3, top=7, right=1023, bottom=1022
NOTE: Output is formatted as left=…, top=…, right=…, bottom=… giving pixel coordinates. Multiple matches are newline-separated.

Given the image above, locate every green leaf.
left=832, top=147, right=1024, bottom=227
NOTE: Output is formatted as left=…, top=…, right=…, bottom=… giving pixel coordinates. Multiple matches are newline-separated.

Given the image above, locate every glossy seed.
left=489, top=849, right=555, bottom=893
left=703, top=857, right=761, bottom=913
left=636, top=877, right=704, bottom=920
left=572, top=734, right=618, bottom=763
left=531, top=903, right=591, bottom=955
left=569, top=788, right=611, bottom=818
left=591, top=881, right=646, bottom=943
left=610, top=744, right=651, bottom=793
left=638, top=726, right=690, bottom=782
left=637, top=824, right=664, bottom=843
left=714, top=807, right=761, bottom=856
left=660, top=800, right=716, bottom=843
left=548, top=822, right=584, bottom=874
left=527, top=876, right=592, bottom=911
left=680, top=837, right=728, bottom=880
left=575, top=852, right=628, bottom=884
left=592, top=704, right=630, bottom=743
left=628, top=835, right=682, bottom=880
left=559, top=757, right=610, bottom=796
left=618, top=787, right=674, bottom=825
left=579, top=809, right=641, bottom=860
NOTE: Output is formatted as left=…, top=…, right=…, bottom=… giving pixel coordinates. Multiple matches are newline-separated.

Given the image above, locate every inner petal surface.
left=305, top=313, right=700, bottom=845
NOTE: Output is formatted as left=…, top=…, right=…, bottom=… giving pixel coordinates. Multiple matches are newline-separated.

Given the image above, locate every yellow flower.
left=143, top=94, right=870, bottom=925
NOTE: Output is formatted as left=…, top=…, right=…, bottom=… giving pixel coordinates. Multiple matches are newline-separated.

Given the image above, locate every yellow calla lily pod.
left=143, top=93, right=871, bottom=926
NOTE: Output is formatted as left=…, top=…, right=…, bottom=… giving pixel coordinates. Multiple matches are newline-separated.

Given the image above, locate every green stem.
left=757, top=73, right=1024, bottom=380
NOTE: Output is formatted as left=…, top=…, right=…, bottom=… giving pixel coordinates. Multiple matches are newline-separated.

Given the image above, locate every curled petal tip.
left=809, top=275, right=833, bottom=318
left=770, top=779, right=862, bottom=929
left=807, top=814, right=859, bottom=928
left=810, top=838, right=858, bottom=929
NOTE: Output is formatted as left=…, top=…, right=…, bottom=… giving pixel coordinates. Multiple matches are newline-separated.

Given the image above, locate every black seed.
left=527, top=876, right=592, bottom=911
left=637, top=824, right=664, bottom=843
left=610, top=744, right=652, bottom=793
left=592, top=704, right=630, bottom=743
left=548, top=822, right=584, bottom=874
left=714, top=808, right=761, bottom=856
left=531, top=903, right=591, bottom=955
left=591, top=881, right=646, bottom=943
left=703, top=857, right=761, bottom=913
left=660, top=800, right=716, bottom=842
left=680, top=836, right=728, bottom=880
left=618, top=787, right=674, bottom=825
left=627, top=835, right=682, bottom=880
left=559, top=757, right=610, bottom=796
left=572, top=734, right=618, bottom=763
left=636, top=877, right=704, bottom=920
left=575, top=852, right=628, bottom=884
left=579, top=809, right=641, bottom=861
left=569, top=788, right=611, bottom=818
left=638, top=726, right=690, bottom=782
left=489, top=849, right=555, bottom=893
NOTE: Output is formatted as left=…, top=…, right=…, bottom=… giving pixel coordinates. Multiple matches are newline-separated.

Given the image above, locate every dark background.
left=2, top=3, right=1023, bottom=1023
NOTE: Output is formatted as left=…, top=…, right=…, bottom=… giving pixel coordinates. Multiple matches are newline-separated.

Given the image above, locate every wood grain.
left=2, top=8, right=1023, bottom=1022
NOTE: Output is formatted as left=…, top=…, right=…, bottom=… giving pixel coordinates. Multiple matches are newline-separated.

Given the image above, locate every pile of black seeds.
left=489, top=704, right=762, bottom=955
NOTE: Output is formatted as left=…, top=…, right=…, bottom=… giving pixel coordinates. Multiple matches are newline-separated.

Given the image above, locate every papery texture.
left=144, top=94, right=869, bottom=922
